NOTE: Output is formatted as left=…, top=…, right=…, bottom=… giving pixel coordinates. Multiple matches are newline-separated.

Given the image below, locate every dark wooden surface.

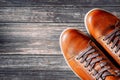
left=0, top=0, right=120, bottom=80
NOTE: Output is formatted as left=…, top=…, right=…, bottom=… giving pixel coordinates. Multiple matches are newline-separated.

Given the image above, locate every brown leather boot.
left=60, top=28, right=120, bottom=80
left=84, top=8, right=120, bottom=65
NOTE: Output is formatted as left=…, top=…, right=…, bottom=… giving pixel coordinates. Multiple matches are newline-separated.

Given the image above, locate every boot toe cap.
left=60, top=28, right=89, bottom=60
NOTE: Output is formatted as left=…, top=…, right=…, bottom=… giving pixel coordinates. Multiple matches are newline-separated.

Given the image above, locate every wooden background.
left=0, top=0, right=120, bottom=80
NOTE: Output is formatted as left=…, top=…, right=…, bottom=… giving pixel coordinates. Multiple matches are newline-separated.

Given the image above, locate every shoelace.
left=103, top=21, right=120, bottom=55
left=76, top=46, right=113, bottom=80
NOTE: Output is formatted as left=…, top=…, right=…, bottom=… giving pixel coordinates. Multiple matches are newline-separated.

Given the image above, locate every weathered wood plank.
left=0, top=7, right=120, bottom=23
left=0, top=69, right=79, bottom=80
left=0, top=23, right=85, bottom=54
left=0, top=0, right=120, bottom=7
left=0, top=54, right=79, bottom=80
left=0, top=1, right=119, bottom=80
left=0, top=54, right=69, bottom=70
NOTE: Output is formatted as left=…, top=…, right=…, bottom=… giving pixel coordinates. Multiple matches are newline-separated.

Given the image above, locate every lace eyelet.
left=111, top=47, right=113, bottom=49
left=84, top=65, right=87, bottom=68
left=92, top=72, right=97, bottom=76
left=88, top=69, right=92, bottom=72
left=107, top=43, right=109, bottom=45
left=92, top=73, right=95, bottom=76
left=115, top=51, right=117, bottom=53
left=76, top=57, right=79, bottom=60
left=103, top=38, right=105, bottom=41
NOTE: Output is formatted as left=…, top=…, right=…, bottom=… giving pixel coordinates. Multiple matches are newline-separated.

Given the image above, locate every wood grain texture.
left=0, top=0, right=120, bottom=7
left=0, top=69, right=79, bottom=80
left=0, top=0, right=120, bottom=80
left=0, top=54, right=79, bottom=80
left=0, top=23, right=85, bottom=54
left=0, top=54, right=68, bottom=70
left=0, top=6, right=120, bottom=23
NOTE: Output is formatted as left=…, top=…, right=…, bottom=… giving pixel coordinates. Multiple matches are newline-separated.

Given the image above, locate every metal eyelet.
left=111, top=47, right=113, bottom=49
left=115, top=50, right=117, bottom=53
left=103, top=39, right=105, bottom=41
left=76, top=57, right=79, bottom=60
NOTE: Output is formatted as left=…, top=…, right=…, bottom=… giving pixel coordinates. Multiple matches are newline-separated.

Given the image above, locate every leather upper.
left=85, top=9, right=120, bottom=38
left=85, top=9, right=120, bottom=65
left=60, top=28, right=120, bottom=80
left=60, top=28, right=90, bottom=60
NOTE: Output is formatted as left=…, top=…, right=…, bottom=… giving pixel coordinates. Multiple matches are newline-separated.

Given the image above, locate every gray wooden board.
left=0, top=54, right=68, bottom=70
left=0, top=70, right=79, bottom=80
left=0, top=0, right=120, bottom=80
left=0, top=23, right=85, bottom=54
left=0, top=54, right=79, bottom=80
left=0, top=0, right=120, bottom=7
left=0, top=6, right=120, bottom=23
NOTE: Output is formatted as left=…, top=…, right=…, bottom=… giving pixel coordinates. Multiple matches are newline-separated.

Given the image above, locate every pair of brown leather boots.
left=59, top=8, right=120, bottom=80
